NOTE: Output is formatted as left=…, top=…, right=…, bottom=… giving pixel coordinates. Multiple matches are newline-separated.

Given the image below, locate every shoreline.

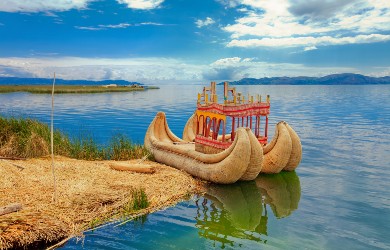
left=0, top=85, right=159, bottom=94
left=0, top=156, right=203, bottom=249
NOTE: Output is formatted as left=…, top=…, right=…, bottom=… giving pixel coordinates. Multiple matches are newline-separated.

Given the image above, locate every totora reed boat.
left=144, top=82, right=302, bottom=184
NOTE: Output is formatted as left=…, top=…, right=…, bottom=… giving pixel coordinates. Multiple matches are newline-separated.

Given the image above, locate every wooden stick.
left=51, top=72, right=58, bottom=202
left=137, top=152, right=150, bottom=164
left=0, top=156, right=25, bottom=160
left=0, top=203, right=22, bottom=216
left=46, top=235, right=74, bottom=250
left=109, top=163, right=155, bottom=174
left=1, top=159, right=25, bottom=170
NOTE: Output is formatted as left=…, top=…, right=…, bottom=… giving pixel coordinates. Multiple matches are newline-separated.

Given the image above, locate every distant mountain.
left=224, top=73, right=390, bottom=85
left=0, top=77, right=143, bottom=86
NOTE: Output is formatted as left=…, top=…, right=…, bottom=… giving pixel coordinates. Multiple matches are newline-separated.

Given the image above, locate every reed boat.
left=144, top=82, right=302, bottom=183
left=144, top=112, right=262, bottom=184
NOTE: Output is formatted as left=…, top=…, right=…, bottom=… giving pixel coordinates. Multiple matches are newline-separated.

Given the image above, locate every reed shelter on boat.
left=194, top=82, right=270, bottom=154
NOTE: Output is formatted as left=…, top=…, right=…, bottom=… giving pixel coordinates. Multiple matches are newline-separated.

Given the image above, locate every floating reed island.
left=0, top=157, right=201, bottom=249
left=0, top=84, right=159, bottom=94
left=0, top=117, right=202, bottom=249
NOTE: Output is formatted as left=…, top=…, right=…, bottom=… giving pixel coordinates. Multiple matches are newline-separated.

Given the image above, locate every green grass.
left=131, top=188, right=149, bottom=210
left=122, top=188, right=150, bottom=216
left=0, top=85, right=159, bottom=94
left=109, top=134, right=150, bottom=161
left=0, top=117, right=71, bottom=158
left=0, top=116, right=152, bottom=160
left=69, top=135, right=106, bottom=160
left=88, top=188, right=150, bottom=231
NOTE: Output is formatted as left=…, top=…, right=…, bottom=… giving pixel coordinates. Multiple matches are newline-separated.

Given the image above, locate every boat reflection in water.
left=195, top=171, right=301, bottom=248
left=256, top=171, right=301, bottom=219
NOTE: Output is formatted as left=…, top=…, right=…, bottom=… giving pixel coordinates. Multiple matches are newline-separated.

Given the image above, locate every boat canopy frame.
left=195, top=82, right=270, bottom=149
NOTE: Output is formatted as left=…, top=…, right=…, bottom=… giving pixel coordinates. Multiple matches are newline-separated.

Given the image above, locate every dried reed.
left=0, top=156, right=202, bottom=249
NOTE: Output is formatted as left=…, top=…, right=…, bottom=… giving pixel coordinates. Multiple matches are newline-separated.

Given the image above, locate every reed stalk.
left=51, top=72, right=57, bottom=202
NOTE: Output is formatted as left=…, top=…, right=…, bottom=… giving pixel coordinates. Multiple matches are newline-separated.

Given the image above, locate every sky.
left=0, top=0, right=389, bottom=84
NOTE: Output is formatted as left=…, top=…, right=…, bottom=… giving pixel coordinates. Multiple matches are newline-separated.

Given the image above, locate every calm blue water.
left=1, top=85, right=389, bottom=249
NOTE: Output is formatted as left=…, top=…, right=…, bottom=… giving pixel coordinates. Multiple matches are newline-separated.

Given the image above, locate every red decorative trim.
left=195, top=135, right=268, bottom=149
left=195, top=135, right=232, bottom=149
left=258, top=137, right=268, bottom=144
left=197, top=103, right=270, bottom=117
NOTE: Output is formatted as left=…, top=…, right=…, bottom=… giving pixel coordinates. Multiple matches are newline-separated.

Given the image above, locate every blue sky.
left=0, top=0, right=389, bottom=83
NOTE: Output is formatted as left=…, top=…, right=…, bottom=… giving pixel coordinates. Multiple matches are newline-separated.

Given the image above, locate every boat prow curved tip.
left=144, top=111, right=184, bottom=149
left=261, top=121, right=302, bottom=174
left=283, top=122, right=302, bottom=171
left=183, top=113, right=196, bottom=142
left=261, top=121, right=292, bottom=174
left=239, top=128, right=263, bottom=181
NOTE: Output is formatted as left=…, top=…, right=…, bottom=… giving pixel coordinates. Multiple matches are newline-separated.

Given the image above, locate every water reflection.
left=256, top=171, right=301, bottom=218
left=195, top=172, right=301, bottom=248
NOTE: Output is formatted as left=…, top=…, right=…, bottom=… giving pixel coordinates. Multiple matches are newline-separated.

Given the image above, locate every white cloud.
left=216, top=0, right=241, bottom=8
left=195, top=17, right=216, bottom=28
left=221, top=0, right=390, bottom=48
left=117, top=0, right=164, bottom=10
left=211, top=57, right=242, bottom=66
left=368, top=67, right=390, bottom=77
left=0, top=57, right=204, bottom=83
left=0, top=0, right=91, bottom=12
left=237, top=7, right=249, bottom=12
left=242, top=58, right=254, bottom=62
left=0, top=56, right=384, bottom=83
left=228, top=34, right=390, bottom=47
left=0, top=0, right=165, bottom=12
left=75, top=22, right=164, bottom=30
left=75, top=26, right=102, bottom=31
left=136, top=22, right=164, bottom=26
left=205, top=57, right=361, bottom=80
left=102, top=23, right=131, bottom=29
left=304, top=46, right=317, bottom=51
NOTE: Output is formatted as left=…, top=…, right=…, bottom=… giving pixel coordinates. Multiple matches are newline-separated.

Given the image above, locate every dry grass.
left=0, top=156, right=203, bottom=249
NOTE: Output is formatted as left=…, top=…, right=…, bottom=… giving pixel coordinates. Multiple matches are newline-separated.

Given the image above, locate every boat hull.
left=145, top=112, right=263, bottom=184
left=182, top=115, right=302, bottom=174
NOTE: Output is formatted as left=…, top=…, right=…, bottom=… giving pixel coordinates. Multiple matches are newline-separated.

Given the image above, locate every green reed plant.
left=0, top=117, right=71, bottom=158
left=122, top=188, right=149, bottom=215
left=131, top=188, right=149, bottom=210
left=109, top=134, right=134, bottom=160
left=69, top=136, right=105, bottom=160
left=109, top=134, right=151, bottom=160
left=0, top=116, right=152, bottom=160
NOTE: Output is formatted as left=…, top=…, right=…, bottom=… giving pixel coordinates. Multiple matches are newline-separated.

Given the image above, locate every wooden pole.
left=222, top=120, right=226, bottom=142
left=0, top=159, right=25, bottom=170
left=109, top=163, right=155, bottom=174
left=0, top=156, right=25, bottom=160
left=51, top=73, right=57, bottom=202
left=231, top=117, right=235, bottom=140
left=0, top=203, right=22, bottom=216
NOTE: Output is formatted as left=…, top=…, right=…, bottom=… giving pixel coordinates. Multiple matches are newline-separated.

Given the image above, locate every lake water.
left=1, top=85, right=389, bottom=249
